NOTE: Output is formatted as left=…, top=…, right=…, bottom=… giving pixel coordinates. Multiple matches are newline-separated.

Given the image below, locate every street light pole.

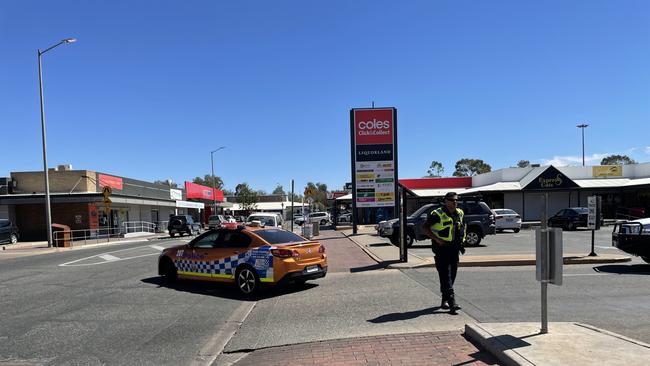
left=38, top=38, right=76, bottom=248
left=577, top=123, right=589, bottom=166
left=210, top=146, right=225, bottom=215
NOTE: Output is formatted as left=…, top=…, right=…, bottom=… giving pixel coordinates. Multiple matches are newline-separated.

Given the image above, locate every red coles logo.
left=354, top=109, right=394, bottom=145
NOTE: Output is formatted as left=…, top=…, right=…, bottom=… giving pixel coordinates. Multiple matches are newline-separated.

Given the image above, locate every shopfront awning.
left=176, top=200, right=205, bottom=209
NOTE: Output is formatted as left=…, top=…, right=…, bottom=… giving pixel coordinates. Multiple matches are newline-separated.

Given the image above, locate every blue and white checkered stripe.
left=175, top=246, right=274, bottom=281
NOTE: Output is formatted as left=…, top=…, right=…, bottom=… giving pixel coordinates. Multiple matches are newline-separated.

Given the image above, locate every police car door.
left=179, top=230, right=221, bottom=279
left=209, top=231, right=253, bottom=282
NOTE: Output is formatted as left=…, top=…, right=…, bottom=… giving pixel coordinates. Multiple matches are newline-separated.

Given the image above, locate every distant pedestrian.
left=422, top=192, right=466, bottom=315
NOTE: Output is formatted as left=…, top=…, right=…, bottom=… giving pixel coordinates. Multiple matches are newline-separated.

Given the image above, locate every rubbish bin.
left=302, top=223, right=313, bottom=239
left=312, top=221, right=320, bottom=236
left=51, top=223, right=71, bottom=247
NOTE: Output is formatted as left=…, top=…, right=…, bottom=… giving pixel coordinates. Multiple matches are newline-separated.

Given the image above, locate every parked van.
left=246, top=213, right=282, bottom=228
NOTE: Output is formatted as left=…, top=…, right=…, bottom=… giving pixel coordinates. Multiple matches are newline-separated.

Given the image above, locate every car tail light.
left=496, top=215, right=503, bottom=219
left=318, top=245, right=326, bottom=253
left=516, top=215, right=521, bottom=218
left=272, top=249, right=296, bottom=258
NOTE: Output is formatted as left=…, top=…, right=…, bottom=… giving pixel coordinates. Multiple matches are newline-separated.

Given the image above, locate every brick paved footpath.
left=232, top=230, right=500, bottom=366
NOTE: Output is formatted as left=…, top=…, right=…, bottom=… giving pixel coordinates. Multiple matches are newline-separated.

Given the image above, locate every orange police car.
left=158, top=225, right=327, bottom=295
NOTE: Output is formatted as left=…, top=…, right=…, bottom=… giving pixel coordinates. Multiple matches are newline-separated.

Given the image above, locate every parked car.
left=493, top=209, right=522, bottom=233
left=208, top=215, right=226, bottom=229
left=168, top=215, right=202, bottom=237
left=158, top=226, right=327, bottom=295
left=612, top=217, right=650, bottom=263
left=247, top=213, right=282, bottom=228
left=337, top=212, right=352, bottom=223
left=0, top=219, right=19, bottom=244
left=377, top=198, right=495, bottom=247
left=295, top=212, right=331, bottom=226
left=547, top=208, right=589, bottom=231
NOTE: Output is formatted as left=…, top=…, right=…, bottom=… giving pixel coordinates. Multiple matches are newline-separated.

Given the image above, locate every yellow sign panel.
left=593, top=165, right=622, bottom=177
left=304, top=187, right=314, bottom=197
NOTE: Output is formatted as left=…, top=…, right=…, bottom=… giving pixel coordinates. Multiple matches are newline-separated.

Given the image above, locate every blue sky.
left=1, top=1, right=649, bottom=193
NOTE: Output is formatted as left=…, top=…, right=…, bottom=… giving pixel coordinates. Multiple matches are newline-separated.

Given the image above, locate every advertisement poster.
left=88, top=204, right=99, bottom=237
left=351, top=108, right=397, bottom=208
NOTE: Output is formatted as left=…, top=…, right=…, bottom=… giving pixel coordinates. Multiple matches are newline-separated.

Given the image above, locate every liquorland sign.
left=350, top=108, right=398, bottom=208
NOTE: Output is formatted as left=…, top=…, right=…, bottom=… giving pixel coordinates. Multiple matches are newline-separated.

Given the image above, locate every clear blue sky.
left=2, top=1, right=649, bottom=194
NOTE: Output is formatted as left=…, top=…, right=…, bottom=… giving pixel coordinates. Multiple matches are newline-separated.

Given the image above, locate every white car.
left=493, top=209, right=522, bottom=233
left=246, top=213, right=282, bottom=228
left=295, top=212, right=331, bottom=226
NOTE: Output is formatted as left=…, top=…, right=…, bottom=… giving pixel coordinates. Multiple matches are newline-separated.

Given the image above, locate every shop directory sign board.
left=350, top=107, right=398, bottom=208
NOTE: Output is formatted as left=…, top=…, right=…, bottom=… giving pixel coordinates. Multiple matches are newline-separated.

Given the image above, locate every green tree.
left=153, top=179, right=178, bottom=188
left=235, top=183, right=259, bottom=212
left=304, top=182, right=328, bottom=211
left=192, top=175, right=224, bottom=190
left=426, top=161, right=444, bottom=177
left=517, top=160, right=531, bottom=168
left=600, top=154, right=637, bottom=165
left=452, top=158, right=492, bottom=177
left=272, top=184, right=286, bottom=196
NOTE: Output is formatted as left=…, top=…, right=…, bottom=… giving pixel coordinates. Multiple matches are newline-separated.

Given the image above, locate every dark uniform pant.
left=433, top=244, right=459, bottom=302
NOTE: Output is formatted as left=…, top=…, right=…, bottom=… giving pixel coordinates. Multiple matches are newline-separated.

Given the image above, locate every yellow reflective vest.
left=430, top=207, right=466, bottom=243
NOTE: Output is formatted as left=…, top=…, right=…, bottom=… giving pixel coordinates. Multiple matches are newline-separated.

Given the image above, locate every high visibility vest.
left=430, top=207, right=466, bottom=243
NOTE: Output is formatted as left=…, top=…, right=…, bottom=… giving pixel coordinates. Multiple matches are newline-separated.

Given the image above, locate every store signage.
left=351, top=108, right=397, bottom=208
left=98, top=174, right=123, bottom=190
left=170, top=189, right=183, bottom=200
left=184, top=181, right=224, bottom=201
left=592, top=165, right=622, bottom=177
left=523, top=166, right=578, bottom=190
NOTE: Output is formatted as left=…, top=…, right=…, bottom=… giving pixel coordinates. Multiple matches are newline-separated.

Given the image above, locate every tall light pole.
left=38, top=38, right=76, bottom=247
left=210, top=146, right=226, bottom=215
left=577, top=124, right=589, bottom=166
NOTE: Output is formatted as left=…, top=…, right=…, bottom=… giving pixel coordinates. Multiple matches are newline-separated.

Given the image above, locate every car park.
left=377, top=198, right=495, bottom=247
left=612, top=217, right=650, bottom=263
left=168, top=215, right=202, bottom=237
left=0, top=219, right=19, bottom=244
left=547, top=207, right=589, bottom=230
left=158, top=227, right=328, bottom=295
left=493, top=209, right=522, bottom=233
left=247, top=213, right=282, bottom=228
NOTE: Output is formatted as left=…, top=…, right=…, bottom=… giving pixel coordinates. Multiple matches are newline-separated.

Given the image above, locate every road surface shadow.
left=350, top=260, right=401, bottom=273
left=141, top=276, right=319, bottom=300
left=368, top=306, right=450, bottom=323
left=594, top=264, right=650, bottom=275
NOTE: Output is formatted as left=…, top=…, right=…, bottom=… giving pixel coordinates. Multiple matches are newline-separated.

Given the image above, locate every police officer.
left=422, top=192, right=466, bottom=315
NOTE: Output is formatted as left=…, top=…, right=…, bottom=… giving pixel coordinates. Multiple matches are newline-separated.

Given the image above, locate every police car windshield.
left=254, top=229, right=306, bottom=244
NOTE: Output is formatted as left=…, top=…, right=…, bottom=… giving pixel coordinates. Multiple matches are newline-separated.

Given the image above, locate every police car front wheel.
left=236, top=266, right=260, bottom=295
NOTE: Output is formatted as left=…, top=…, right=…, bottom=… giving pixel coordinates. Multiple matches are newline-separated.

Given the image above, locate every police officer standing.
left=422, top=192, right=466, bottom=315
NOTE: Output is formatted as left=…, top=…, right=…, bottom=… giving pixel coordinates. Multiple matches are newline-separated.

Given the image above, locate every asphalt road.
left=402, top=257, right=650, bottom=344
left=0, top=238, right=254, bottom=365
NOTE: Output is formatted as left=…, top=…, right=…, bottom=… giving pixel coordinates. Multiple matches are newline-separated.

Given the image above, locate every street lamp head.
left=63, top=38, right=77, bottom=44
left=577, top=123, right=589, bottom=128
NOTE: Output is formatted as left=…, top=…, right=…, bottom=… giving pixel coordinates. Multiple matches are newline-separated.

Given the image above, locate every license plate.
left=305, top=265, right=318, bottom=273
left=506, top=218, right=513, bottom=222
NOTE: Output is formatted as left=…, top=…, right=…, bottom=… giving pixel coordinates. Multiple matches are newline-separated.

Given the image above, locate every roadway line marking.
left=60, top=253, right=160, bottom=267
left=149, top=245, right=165, bottom=251
left=564, top=273, right=609, bottom=276
left=99, top=254, right=120, bottom=261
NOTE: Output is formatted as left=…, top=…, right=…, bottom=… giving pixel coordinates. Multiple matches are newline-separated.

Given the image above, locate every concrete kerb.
left=1, top=233, right=172, bottom=255
left=465, top=322, right=650, bottom=366
left=342, top=231, right=631, bottom=269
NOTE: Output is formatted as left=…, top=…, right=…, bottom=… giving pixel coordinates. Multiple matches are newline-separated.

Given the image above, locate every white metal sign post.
left=587, top=195, right=601, bottom=256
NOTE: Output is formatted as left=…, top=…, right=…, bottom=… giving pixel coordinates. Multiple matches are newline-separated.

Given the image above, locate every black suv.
left=0, top=219, right=19, bottom=244
left=168, top=215, right=202, bottom=237
left=377, top=198, right=495, bottom=247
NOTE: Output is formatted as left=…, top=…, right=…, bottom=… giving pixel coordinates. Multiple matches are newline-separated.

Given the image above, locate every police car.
left=158, top=225, right=327, bottom=295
